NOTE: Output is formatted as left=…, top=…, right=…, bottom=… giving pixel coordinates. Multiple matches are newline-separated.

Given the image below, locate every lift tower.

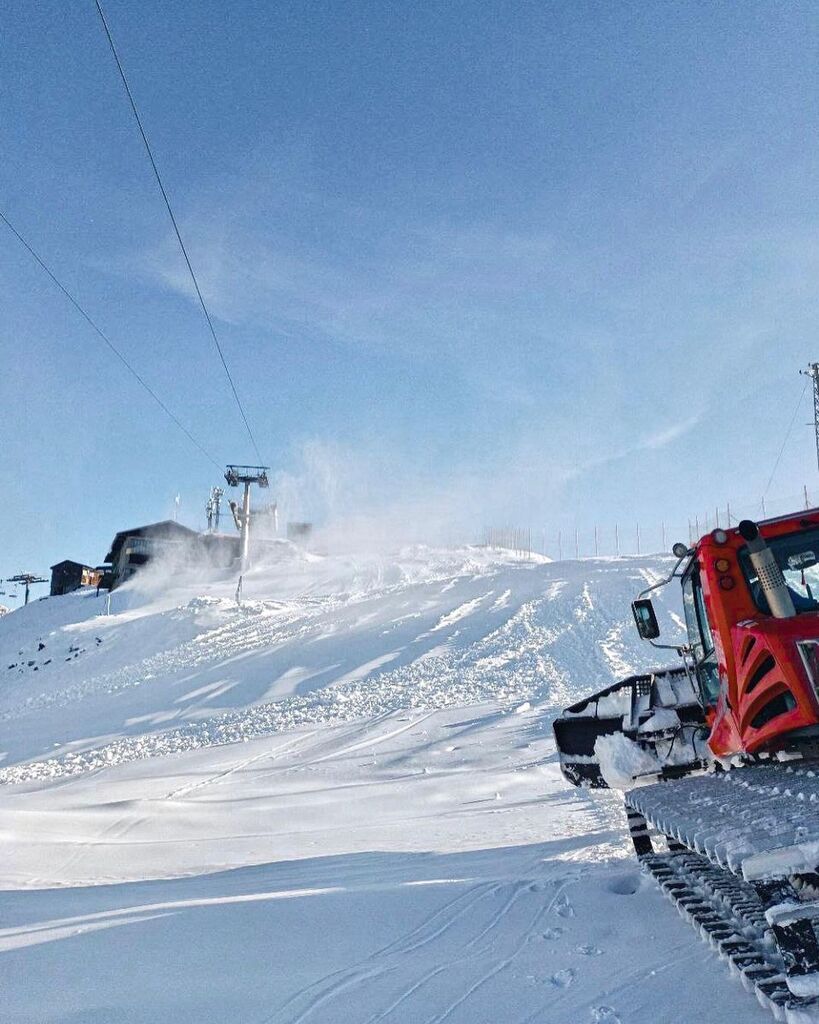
left=7, top=573, right=47, bottom=605
left=224, top=465, right=269, bottom=571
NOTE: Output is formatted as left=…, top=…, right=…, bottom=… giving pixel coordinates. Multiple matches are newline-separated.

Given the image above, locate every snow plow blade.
left=553, top=666, right=707, bottom=789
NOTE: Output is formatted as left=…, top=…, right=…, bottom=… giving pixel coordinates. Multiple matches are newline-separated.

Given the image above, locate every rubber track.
left=642, top=849, right=819, bottom=1022
left=626, top=761, right=819, bottom=880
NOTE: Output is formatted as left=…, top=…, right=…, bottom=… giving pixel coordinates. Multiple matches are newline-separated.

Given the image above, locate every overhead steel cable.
left=0, top=208, right=222, bottom=470
left=764, top=377, right=809, bottom=497
left=94, top=0, right=263, bottom=464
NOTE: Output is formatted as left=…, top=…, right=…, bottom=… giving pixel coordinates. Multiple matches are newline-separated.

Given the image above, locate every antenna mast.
left=205, top=486, right=224, bottom=533
left=802, top=362, right=819, bottom=471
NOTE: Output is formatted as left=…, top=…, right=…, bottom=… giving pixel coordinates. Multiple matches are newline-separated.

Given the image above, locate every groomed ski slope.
left=0, top=546, right=770, bottom=1024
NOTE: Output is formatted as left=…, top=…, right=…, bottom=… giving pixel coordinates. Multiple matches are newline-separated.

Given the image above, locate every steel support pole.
left=240, top=481, right=251, bottom=571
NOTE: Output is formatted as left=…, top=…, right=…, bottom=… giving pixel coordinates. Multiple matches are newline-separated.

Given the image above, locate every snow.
left=0, top=548, right=771, bottom=1023
left=781, top=973, right=819, bottom=1000
left=593, top=690, right=631, bottom=718
left=744, top=839, right=819, bottom=882
left=595, top=732, right=663, bottom=789
left=637, top=708, right=681, bottom=734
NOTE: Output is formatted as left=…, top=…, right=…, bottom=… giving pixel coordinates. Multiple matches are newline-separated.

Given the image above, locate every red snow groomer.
left=554, top=511, right=819, bottom=1022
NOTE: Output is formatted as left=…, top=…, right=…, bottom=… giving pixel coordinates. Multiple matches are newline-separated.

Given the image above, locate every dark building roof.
left=104, top=520, right=199, bottom=564
left=50, top=559, right=93, bottom=572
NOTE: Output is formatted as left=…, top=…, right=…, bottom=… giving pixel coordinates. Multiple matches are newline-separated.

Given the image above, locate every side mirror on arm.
left=632, top=598, right=660, bottom=640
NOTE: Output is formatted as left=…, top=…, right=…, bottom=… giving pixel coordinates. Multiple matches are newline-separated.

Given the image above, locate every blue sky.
left=3, top=0, right=819, bottom=592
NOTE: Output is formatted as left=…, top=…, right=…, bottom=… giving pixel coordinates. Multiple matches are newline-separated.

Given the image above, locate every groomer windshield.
left=739, top=525, right=819, bottom=614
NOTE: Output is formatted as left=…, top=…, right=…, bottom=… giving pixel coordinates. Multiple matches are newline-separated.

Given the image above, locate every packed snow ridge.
left=0, top=545, right=677, bottom=779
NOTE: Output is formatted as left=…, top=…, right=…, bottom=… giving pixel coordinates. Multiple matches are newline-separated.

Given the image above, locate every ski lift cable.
left=764, top=377, right=809, bottom=498
left=0, top=209, right=222, bottom=470
left=93, top=0, right=264, bottom=465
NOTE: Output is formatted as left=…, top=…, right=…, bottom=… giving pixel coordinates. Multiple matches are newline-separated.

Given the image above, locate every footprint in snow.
left=553, top=893, right=575, bottom=918
left=549, top=968, right=575, bottom=988
left=540, top=927, right=563, bottom=941
left=592, top=1008, right=621, bottom=1024
left=606, top=873, right=640, bottom=896
left=574, top=944, right=603, bottom=957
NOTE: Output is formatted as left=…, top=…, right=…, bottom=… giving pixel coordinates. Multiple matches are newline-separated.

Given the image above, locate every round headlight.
left=719, top=575, right=736, bottom=590
left=715, top=557, right=731, bottom=573
left=712, top=529, right=728, bottom=544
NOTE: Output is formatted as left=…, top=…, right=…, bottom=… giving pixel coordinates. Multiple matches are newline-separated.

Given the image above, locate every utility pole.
left=225, top=465, right=270, bottom=572
left=8, top=573, right=47, bottom=605
left=801, top=362, right=819, bottom=471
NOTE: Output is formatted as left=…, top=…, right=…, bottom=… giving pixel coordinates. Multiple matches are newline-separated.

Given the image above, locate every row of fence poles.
left=548, top=524, right=661, bottom=559
left=482, top=524, right=680, bottom=560
left=485, top=496, right=817, bottom=560
left=687, top=485, right=815, bottom=544
left=482, top=527, right=533, bottom=559
left=482, top=487, right=819, bottom=564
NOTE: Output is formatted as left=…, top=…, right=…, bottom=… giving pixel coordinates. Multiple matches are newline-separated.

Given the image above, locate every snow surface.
left=0, top=547, right=771, bottom=1023
left=594, top=732, right=664, bottom=790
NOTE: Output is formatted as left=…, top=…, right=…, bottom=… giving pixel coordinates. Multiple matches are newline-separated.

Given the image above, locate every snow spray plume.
left=268, top=439, right=496, bottom=557
left=112, top=534, right=239, bottom=606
